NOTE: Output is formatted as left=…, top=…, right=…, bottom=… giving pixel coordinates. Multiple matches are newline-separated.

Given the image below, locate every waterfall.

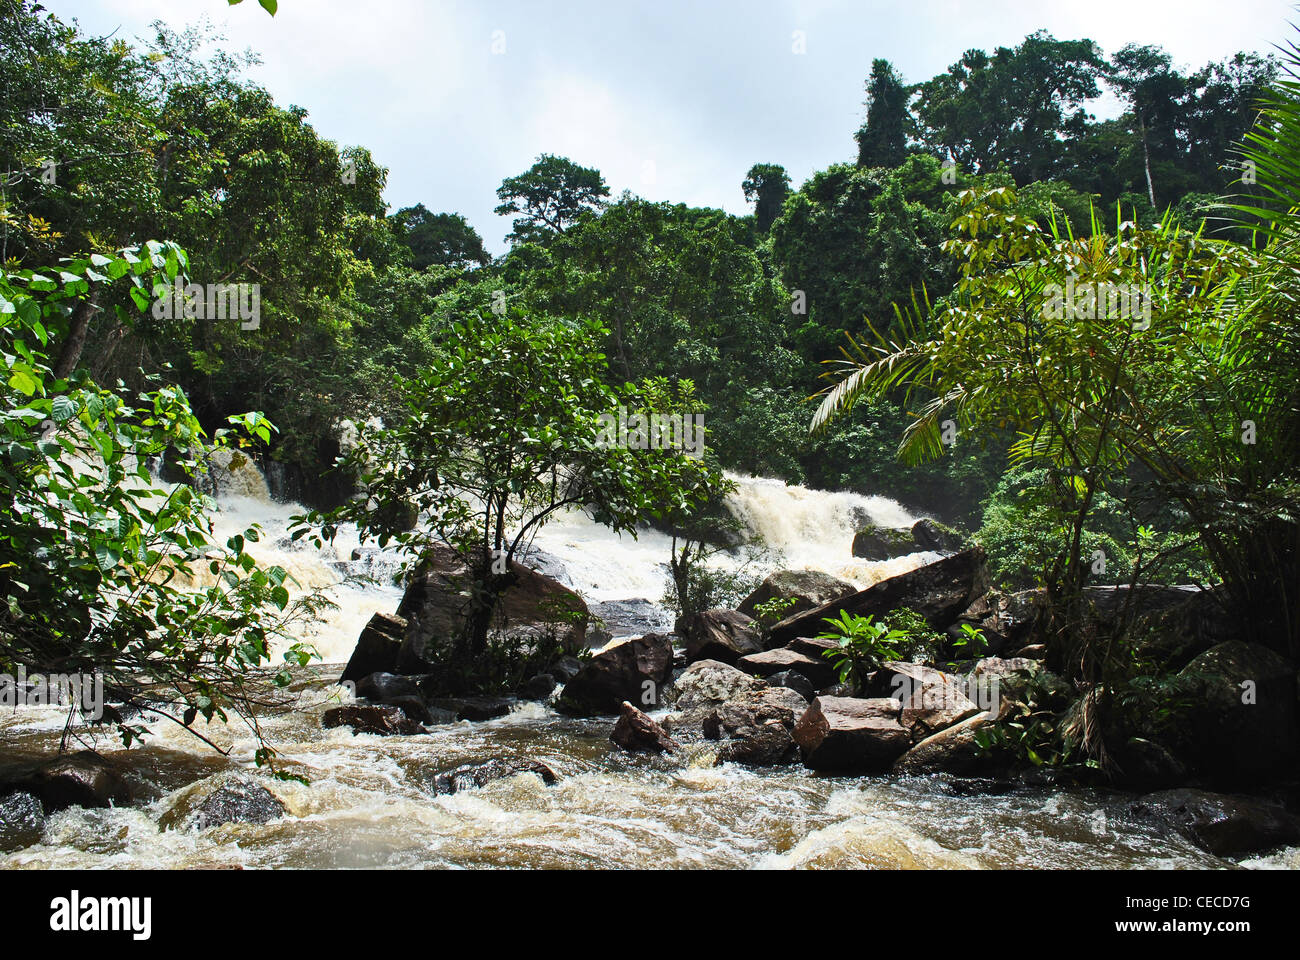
left=192, top=455, right=937, bottom=660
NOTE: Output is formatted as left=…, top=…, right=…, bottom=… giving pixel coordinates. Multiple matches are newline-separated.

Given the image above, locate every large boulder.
left=4, top=751, right=133, bottom=812
left=893, top=712, right=995, bottom=776
left=792, top=696, right=910, bottom=771
left=395, top=543, right=589, bottom=672
left=736, top=637, right=839, bottom=690
left=851, top=524, right=916, bottom=561
left=679, top=609, right=763, bottom=665
left=611, top=701, right=680, bottom=754
left=662, top=659, right=766, bottom=735
left=872, top=662, right=981, bottom=741
left=767, top=548, right=990, bottom=647
left=704, top=687, right=808, bottom=766
left=910, top=518, right=966, bottom=554
left=323, top=703, right=422, bottom=736
left=340, top=612, right=407, bottom=685
left=737, top=569, right=857, bottom=622
left=1156, top=641, right=1298, bottom=784
left=558, top=634, right=675, bottom=716
left=1131, top=789, right=1300, bottom=856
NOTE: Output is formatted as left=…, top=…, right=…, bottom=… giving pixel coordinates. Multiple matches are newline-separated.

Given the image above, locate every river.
left=1, top=461, right=1295, bottom=869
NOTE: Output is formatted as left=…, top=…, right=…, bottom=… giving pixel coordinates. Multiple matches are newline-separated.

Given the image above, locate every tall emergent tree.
left=494, top=154, right=610, bottom=245
left=855, top=59, right=911, bottom=168
left=741, top=163, right=791, bottom=233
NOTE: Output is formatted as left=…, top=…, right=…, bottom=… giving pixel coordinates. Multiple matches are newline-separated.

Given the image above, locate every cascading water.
left=3, top=455, right=1295, bottom=870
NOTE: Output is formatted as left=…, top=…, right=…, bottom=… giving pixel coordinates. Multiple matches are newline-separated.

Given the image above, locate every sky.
left=50, top=0, right=1298, bottom=255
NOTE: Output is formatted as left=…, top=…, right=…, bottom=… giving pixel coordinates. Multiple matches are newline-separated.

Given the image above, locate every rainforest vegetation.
left=1, top=0, right=1297, bottom=782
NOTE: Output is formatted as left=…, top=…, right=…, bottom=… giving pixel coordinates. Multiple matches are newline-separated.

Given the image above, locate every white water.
left=202, top=457, right=939, bottom=661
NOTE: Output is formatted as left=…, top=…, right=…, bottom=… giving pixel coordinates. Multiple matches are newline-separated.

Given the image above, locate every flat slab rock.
left=736, top=642, right=838, bottom=690
left=793, top=696, right=910, bottom=772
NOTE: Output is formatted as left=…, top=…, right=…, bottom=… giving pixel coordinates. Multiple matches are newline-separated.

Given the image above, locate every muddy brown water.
left=2, top=666, right=1295, bottom=870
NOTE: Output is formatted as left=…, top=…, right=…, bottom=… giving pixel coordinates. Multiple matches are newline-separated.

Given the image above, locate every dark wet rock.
left=166, top=778, right=287, bottom=831
left=340, top=612, right=407, bottom=685
left=793, top=697, right=910, bottom=772
left=1132, top=789, right=1300, bottom=856
left=425, top=696, right=515, bottom=722
left=736, top=640, right=838, bottom=690
left=893, top=712, right=995, bottom=775
left=680, top=609, right=763, bottom=665
left=910, top=518, right=966, bottom=554
left=558, top=634, right=675, bottom=716
left=0, top=791, right=45, bottom=851
left=1111, top=737, right=1188, bottom=790
left=1013, top=644, right=1047, bottom=659
left=551, top=655, right=584, bottom=683
left=662, top=659, right=766, bottom=735
left=737, top=569, right=857, bottom=622
left=1150, top=641, right=1299, bottom=784
left=355, top=671, right=422, bottom=702
left=429, top=758, right=558, bottom=795
left=851, top=524, right=916, bottom=561
left=766, top=670, right=816, bottom=702
left=396, top=543, right=589, bottom=672
left=352, top=672, right=435, bottom=723
left=521, top=673, right=557, bottom=700
left=704, top=687, right=807, bottom=766
left=323, top=704, right=422, bottom=736
left=6, top=751, right=134, bottom=812
left=768, top=548, right=990, bottom=647
left=611, top=701, right=680, bottom=754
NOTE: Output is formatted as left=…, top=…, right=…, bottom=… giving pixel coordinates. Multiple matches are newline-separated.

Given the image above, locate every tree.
left=855, top=59, right=910, bottom=168
left=913, top=32, right=1103, bottom=183
left=1, top=243, right=323, bottom=756
left=389, top=204, right=490, bottom=270
left=1107, top=44, right=1185, bottom=209
left=300, top=310, right=723, bottom=679
left=741, top=163, right=790, bottom=233
left=494, top=154, right=610, bottom=245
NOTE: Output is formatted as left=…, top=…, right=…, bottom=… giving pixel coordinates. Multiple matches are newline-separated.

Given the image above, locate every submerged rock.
left=429, top=758, right=559, bottom=795
left=1132, top=789, right=1300, bottom=856
left=611, top=702, right=680, bottom=754
left=0, top=791, right=45, bottom=851
left=679, top=608, right=763, bottom=665
left=5, top=751, right=134, bottom=812
left=425, top=695, right=516, bottom=722
left=323, top=704, right=422, bottom=737
left=793, top=697, right=910, bottom=772
left=558, top=634, right=674, bottom=716
left=161, top=777, right=287, bottom=831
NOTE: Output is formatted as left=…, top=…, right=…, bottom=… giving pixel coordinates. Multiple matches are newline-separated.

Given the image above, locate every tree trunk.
left=1138, top=111, right=1157, bottom=210
left=52, top=294, right=100, bottom=380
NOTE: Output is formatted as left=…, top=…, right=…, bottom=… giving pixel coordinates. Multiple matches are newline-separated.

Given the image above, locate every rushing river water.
left=2, top=463, right=1296, bottom=869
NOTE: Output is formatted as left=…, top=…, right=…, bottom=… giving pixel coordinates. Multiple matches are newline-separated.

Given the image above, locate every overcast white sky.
left=50, top=0, right=1297, bottom=254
